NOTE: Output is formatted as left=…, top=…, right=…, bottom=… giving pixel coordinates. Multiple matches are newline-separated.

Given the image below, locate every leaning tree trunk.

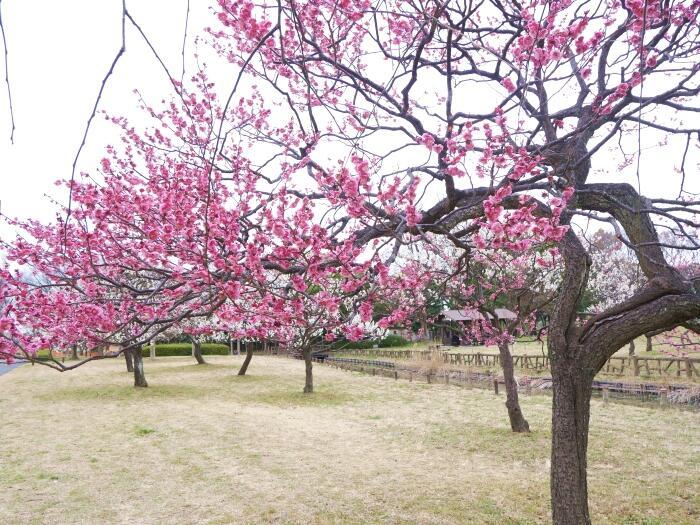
left=646, top=334, right=653, bottom=352
left=550, top=353, right=594, bottom=525
left=124, top=349, right=134, bottom=373
left=497, top=342, right=530, bottom=433
left=131, top=349, right=148, bottom=387
left=192, top=341, right=206, bottom=365
left=302, top=347, right=313, bottom=393
left=547, top=228, right=595, bottom=525
left=237, top=343, right=253, bottom=376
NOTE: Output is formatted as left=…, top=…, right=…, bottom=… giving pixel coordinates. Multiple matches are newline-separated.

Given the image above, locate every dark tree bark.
left=302, top=347, right=313, bottom=393
left=547, top=229, right=594, bottom=525
left=497, top=342, right=529, bottom=433
left=70, top=344, right=78, bottom=360
left=545, top=204, right=700, bottom=524
left=550, top=355, right=594, bottom=525
left=131, top=349, right=148, bottom=387
left=237, top=343, right=253, bottom=375
left=192, top=340, right=206, bottom=365
left=124, top=348, right=134, bottom=373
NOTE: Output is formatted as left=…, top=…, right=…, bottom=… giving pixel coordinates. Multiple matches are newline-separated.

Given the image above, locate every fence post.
left=686, top=358, right=693, bottom=378
left=659, top=388, right=668, bottom=406
left=632, top=356, right=639, bottom=377
left=602, top=387, right=609, bottom=404
left=394, top=370, right=398, bottom=380
left=493, top=379, right=499, bottom=395
left=149, top=341, right=156, bottom=360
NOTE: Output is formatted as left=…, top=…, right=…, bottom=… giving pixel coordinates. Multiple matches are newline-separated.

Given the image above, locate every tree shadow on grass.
left=239, top=385, right=372, bottom=407
left=39, top=383, right=209, bottom=402
left=147, top=363, right=232, bottom=375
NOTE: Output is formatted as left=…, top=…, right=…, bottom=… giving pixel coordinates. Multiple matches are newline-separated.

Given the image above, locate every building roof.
left=441, top=308, right=517, bottom=321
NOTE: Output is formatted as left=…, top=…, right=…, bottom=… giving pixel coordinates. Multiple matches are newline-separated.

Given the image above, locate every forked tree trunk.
left=192, top=341, right=206, bottom=365
left=237, top=343, right=253, bottom=376
left=646, top=334, right=653, bottom=352
left=303, top=347, right=313, bottom=393
left=497, top=342, right=530, bottom=433
left=131, top=349, right=148, bottom=388
left=124, top=349, right=134, bottom=373
left=550, top=355, right=594, bottom=525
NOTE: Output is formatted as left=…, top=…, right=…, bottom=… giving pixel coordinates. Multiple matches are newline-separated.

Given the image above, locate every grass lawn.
left=0, top=356, right=698, bottom=524
left=337, top=342, right=699, bottom=385
left=386, top=335, right=700, bottom=359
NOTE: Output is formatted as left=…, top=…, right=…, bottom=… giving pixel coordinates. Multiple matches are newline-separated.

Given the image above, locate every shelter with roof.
left=436, top=308, right=517, bottom=346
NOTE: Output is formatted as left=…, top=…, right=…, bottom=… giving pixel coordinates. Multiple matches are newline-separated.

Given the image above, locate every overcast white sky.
left=0, top=1, right=697, bottom=243
left=0, top=0, right=208, bottom=231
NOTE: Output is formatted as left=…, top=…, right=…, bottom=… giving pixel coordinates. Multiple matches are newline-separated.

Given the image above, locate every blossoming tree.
left=210, top=1, right=700, bottom=522
left=1, top=0, right=699, bottom=522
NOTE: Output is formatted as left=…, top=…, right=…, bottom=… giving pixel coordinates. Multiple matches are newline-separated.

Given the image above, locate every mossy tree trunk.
left=124, top=348, right=134, bottom=373
left=238, top=343, right=253, bottom=375
left=192, top=340, right=206, bottom=365
left=497, top=342, right=530, bottom=433
left=131, top=349, right=148, bottom=387
left=302, top=347, right=313, bottom=393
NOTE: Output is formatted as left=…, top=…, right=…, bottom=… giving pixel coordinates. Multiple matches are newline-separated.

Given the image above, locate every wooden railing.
left=338, top=348, right=699, bottom=378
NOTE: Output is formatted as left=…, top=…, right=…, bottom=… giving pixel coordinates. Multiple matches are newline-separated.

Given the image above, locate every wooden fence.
left=339, top=348, right=699, bottom=378
left=319, top=357, right=700, bottom=406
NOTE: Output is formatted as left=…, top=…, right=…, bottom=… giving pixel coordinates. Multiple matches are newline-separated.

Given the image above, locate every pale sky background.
left=0, top=1, right=697, bottom=243
left=0, top=0, right=208, bottom=232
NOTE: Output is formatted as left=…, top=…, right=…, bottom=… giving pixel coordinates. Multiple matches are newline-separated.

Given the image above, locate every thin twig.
left=181, top=0, right=189, bottom=86
left=65, top=0, right=126, bottom=238
left=0, top=0, right=15, bottom=143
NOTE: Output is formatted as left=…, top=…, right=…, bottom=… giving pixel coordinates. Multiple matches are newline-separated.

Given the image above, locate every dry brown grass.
left=387, top=356, right=699, bottom=387
left=0, top=356, right=698, bottom=524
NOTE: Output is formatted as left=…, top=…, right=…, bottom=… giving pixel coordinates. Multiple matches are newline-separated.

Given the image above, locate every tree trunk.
left=303, top=347, right=313, bottom=393
left=124, top=349, right=134, bottom=373
left=628, top=339, right=635, bottom=356
left=550, top=358, right=594, bottom=525
left=497, top=342, right=530, bottom=433
left=646, top=334, right=653, bottom=352
left=70, top=344, right=78, bottom=360
left=131, top=349, right=148, bottom=387
left=192, top=340, right=206, bottom=365
left=237, top=343, right=253, bottom=375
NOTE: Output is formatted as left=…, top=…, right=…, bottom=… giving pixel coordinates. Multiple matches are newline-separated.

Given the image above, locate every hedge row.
left=139, top=343, right=230, bottom=357
left=32, top=336, right=410, bottom=360
left=334, top=334, right=411, bottom=350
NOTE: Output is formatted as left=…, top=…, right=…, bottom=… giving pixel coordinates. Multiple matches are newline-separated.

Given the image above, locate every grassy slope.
left=377, top=335, right=700, bottom=359
left=337, top=340, right=700, bottom=385
left=0, top=356, right=698, bottom=524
